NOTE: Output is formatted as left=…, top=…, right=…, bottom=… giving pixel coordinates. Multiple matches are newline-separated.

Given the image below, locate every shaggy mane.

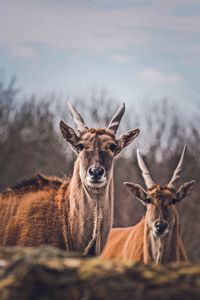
left=5, top=173, right=65, bottom=195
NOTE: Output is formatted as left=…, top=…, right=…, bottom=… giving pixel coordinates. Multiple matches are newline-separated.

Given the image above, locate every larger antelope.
left=102, top=146, right=195, bottom=263
left=0, top=103, right=139, bottom=256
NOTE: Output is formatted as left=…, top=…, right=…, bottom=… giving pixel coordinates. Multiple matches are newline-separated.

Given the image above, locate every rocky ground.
left=0, top=246, right=199, bottom=300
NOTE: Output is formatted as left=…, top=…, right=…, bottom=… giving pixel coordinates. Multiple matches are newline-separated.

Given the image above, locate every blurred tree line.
left=0, top=78, right=200, bottom=261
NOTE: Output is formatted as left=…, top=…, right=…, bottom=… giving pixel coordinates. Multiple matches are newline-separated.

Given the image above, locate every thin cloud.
left=2, top=0, right=200, bottom=55
left=9, top=44, right=36, bottom=59
left=0, top=1, right=149, bottom=52
left=112, top=54, right=131, bottom=63
left=139, top=69, right=183, bottom=84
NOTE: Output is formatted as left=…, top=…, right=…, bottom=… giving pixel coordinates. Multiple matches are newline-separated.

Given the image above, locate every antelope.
left=101, top=146, right=195, bottom=263
left=0, top=103, right=140, bottom=256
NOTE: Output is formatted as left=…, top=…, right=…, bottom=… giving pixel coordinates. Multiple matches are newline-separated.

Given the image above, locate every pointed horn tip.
left=67, top=101, right=71, bottom=107
left=121, top=102, right=125, bottom=112
left=117, top=102, right=125, bottom=114
left=67, top=102, right=79, bottom=112
left=179, top=145, right=187, bottom=157
left=183, top=145, right=187, bottom=153
left=67, top=102, right=74, bottom=114
left=179, top=145, right=187, bottom=160
left=116, top=102, right=125, bottom=115
left=67, top=102, right=74, bottom=110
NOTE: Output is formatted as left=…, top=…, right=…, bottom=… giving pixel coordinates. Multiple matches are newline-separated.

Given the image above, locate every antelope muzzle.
left=153, top=220, right=169, bottom=236
left=87, top=163, right=106, bottom=187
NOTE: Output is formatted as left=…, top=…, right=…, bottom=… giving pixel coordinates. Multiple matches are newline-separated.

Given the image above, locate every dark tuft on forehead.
left=80, top=128, right=115, bottom=139
left=149, top=185, right=176, bottom=201
left=149, top=185, right=175, bottom=193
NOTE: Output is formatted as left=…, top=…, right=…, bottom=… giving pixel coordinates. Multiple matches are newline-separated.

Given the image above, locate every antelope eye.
left=146, top=198, right=151, bottom=204
left=109, top=144, right=116, bottom=152
left=77, top=143, right=84, bottom=151
left=171, top=199, right=176, bottom=205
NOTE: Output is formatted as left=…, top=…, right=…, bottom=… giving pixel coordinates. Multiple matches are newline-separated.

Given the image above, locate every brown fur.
left=102, top=186, right=189, bottom=263
left=0, top=125, right=139, bottom=256
left=0, top=131, right=113, bottom=254
left=0, top=174, right=67, bottom=247
left=80, top=128, right=115, bottom=138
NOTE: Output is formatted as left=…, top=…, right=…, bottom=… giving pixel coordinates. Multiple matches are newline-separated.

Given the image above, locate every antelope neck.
left=68, top=160, right=114, bottom=256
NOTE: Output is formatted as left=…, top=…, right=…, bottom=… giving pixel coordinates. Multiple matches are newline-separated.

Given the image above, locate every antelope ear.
left=177, top=180, right=195, bottom=202
left=60, top=120, right=79, bottom=153
left=115, top=128, right=140, bottom=155
left=124, top=182, right=148, bottom=206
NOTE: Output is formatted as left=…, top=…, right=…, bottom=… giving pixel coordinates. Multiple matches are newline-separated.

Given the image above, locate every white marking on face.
left=152, top=226, right=169, bottom=238
left=86, top=176, right=107, bottom=188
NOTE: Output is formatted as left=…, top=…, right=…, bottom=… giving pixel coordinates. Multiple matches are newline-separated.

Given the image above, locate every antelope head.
left=125, top=146, right=195, bottom=238
left=60, top=102, right=140, bottom=190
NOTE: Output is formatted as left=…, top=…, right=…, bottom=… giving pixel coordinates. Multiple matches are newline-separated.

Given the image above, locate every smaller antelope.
left=102, top=146, right=195, bottom=264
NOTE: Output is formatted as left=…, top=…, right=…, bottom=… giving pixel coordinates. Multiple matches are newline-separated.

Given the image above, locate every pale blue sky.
left=0, top=0, right=199, bottom=109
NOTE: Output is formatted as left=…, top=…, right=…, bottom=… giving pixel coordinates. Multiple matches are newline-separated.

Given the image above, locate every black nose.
left=88, top=166, right=105, bottom=181
left=155, top=221, right=168, bottom=234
